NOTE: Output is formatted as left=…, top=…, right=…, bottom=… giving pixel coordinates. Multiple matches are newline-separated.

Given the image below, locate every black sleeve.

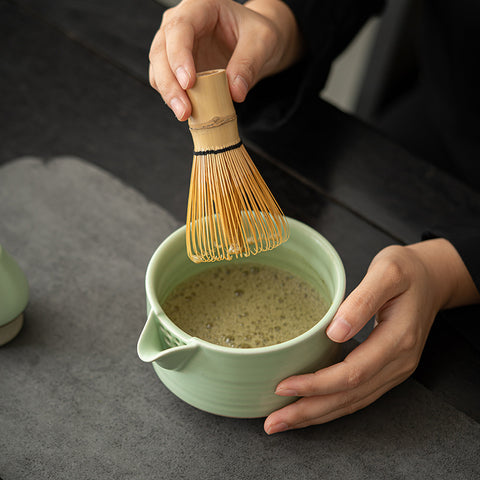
left=237, top=0, right=385, bottom=132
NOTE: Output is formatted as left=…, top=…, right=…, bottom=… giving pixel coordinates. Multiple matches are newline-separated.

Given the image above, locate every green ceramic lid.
left=0, top=245, right=29, bottom=326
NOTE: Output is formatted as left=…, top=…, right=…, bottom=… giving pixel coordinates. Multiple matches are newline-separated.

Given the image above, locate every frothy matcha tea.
left=161, top=263, right=329, bottom=348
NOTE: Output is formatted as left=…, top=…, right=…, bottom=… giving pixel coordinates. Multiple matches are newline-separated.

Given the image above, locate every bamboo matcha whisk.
left=185, top=69, right=289, bottom=263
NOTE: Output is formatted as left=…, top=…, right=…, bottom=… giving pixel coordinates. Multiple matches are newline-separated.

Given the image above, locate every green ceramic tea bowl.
left=137, top=218, right=345, bottom=418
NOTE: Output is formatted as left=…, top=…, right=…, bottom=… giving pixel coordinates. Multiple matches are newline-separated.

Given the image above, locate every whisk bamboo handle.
left=187, top=70, right=240, bottom=152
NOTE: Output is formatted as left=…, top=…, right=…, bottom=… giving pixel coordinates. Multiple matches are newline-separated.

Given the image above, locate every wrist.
left=406, top=238, right=480, bottom=310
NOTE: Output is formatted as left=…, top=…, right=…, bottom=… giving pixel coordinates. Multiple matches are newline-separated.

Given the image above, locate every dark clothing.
left=238, top=0, right=480, bottom=295
left=283, top=0, right=480, bottom=190
left=416, top=0, right=480, bottom=189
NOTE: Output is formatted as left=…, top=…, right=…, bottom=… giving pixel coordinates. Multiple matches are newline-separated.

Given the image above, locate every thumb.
left=326, top=254, right=409, bottom=343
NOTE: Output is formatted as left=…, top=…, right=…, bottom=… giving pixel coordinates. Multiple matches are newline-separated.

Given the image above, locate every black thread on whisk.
left=193, top=141, right=243, bottom=156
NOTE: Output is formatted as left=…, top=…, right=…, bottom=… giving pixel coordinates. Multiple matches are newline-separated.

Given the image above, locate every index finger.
left=152, top=3, right=218, bottom=88
left=163, top=18, right=196, bottom=89
left=149, top=30, right=191, bottom=121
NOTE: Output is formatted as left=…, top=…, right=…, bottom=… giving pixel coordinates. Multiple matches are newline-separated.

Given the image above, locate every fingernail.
left=232, top=75, right=248, bottom=100
left=170, top=97, right=186, bottom=120
left=175, top=66, right=190, bottom=90
left=327, top=317, right=352, bottom=342
left=266, top=422, right=289, bottom=435
left=275, top=388, right=298, bottom=397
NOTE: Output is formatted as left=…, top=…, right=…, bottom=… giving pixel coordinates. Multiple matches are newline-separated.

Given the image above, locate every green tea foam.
left=162, top=263, right=329, bottom=348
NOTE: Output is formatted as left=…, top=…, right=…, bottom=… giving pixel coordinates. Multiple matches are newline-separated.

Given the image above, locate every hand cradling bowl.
left=137, top=217, right=345, bottom=418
